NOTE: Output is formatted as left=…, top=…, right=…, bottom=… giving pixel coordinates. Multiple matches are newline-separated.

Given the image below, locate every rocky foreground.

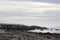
left=0, top=30, right=60, bottom=40
left=0, top=24, right=60, bottom=40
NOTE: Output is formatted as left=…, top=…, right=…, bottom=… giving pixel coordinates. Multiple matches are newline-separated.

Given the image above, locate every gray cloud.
left=0, top=1, right=60, bottom=27
left=0, top=0, right=60, bottom=4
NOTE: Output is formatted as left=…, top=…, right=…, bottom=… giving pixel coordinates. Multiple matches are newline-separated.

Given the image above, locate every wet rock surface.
left=0, top=31, right=60, bottom=40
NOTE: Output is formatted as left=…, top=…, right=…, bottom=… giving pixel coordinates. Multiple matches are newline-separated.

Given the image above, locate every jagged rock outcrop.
left=0, top=23, right=49, bottom=31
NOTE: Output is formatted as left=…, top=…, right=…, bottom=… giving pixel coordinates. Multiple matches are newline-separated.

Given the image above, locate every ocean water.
left=29, top=29, right=60, bottom=33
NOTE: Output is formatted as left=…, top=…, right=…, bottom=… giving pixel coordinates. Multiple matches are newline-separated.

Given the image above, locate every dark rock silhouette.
left=0, top=23, right=49, bottom=31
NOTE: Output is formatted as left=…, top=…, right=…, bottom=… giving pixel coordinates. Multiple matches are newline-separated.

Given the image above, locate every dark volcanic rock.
left=0, top=23, right=49, bottom=31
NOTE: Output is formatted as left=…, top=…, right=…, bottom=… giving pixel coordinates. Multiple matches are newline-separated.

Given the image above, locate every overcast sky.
left=0, top=0, right=60, bottom=28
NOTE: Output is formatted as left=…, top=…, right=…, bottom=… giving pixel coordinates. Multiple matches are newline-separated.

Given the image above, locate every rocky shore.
left=0, top=30, right=60, bottom=40
left=0, top=24, right=60, bottom=40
